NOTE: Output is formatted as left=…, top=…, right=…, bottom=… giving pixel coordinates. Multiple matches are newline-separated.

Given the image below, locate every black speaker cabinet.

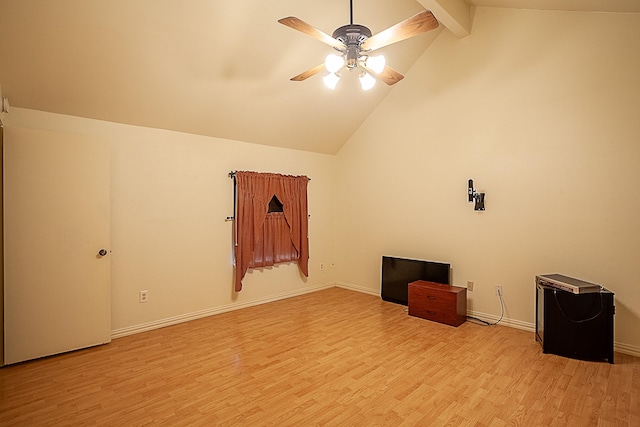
left=536, top=283, right=614, bottom=363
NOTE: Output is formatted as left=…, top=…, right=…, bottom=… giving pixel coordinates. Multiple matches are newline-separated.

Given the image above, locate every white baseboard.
left=334, top=281, right=380, bottom=296
left=466, top=310, right=535, bottom=331
left=336, top=283, right=640, bottom=359
left=111, top=284, right=334, bottom=339
left=465, top=311, right=640, bottom=357
left=613, top=342, right=640, bottom=358
left=335, top=283, right=536, bottom=331
left=112, top=282, right=640, bottom=359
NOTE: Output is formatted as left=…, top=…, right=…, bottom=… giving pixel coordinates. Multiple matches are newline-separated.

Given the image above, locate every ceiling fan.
left=278, top=0, right=439, bottom=90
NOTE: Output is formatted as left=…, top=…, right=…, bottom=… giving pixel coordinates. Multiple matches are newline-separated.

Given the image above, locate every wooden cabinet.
left=408, top=280, right=467, bottom=327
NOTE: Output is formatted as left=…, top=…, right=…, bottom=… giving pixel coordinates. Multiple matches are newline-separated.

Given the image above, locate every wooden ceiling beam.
left=418, top=0, right=471, bottom=38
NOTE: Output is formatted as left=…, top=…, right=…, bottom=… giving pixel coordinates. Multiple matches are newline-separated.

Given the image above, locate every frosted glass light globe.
left=323, top=72, right=340, bottom=89
left=359, top=72, right=376, bottom=91
left=365, top=55, right=385, bottom=74
left=325, top=54, right=345, bottom=73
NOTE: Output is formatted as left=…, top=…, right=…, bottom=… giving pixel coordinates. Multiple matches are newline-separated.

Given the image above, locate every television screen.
left=381, top=256, right=451, bottom=305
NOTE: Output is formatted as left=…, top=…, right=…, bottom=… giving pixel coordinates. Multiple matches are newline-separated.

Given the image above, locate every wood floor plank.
left=1, top=287, right=639, bottom=426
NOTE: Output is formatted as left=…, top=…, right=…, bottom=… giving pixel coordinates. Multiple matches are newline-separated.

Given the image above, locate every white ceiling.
left=1, top=0, right=639, bottom=154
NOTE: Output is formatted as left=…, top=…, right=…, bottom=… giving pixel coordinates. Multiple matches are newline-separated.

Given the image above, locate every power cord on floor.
left=467, top=290, right=504, bottom=326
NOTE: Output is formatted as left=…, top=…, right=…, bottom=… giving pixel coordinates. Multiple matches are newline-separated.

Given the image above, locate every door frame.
left=1, top=125, right=4, bottom=366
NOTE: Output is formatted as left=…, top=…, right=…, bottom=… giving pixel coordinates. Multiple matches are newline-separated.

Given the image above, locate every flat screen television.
left=381, top=256, right=451, bottom=305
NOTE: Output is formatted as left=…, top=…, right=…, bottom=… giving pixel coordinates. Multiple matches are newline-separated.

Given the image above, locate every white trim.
left=334, top=281, right=379, bottom=296
left=466, top=310, right=535, bottom=332
left=613, top=342, right=640, bottom=358
left=111, top=283, right=640, bottom=359
left=338, top=283, right=640, bottom=358
left=111, top=284, right=333, bottom=339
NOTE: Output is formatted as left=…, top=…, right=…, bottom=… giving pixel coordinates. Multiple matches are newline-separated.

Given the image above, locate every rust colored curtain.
left=234, top=171, right=309, bottom=291
left=249, top=213, right=297, bottom=268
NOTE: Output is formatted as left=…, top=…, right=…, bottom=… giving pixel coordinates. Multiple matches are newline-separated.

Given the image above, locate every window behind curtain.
left=233, top=171, right=309, bottom=291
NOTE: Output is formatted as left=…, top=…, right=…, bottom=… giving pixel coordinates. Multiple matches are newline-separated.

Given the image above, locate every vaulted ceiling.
left=1, top=0, right=639, bottom=154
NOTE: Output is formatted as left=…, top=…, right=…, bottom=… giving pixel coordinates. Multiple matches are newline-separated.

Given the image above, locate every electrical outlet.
left=139, top=290, right=149, bottom=303
left=496, top=285, right=502, bottom=296
left=320, top=263, right=324, bottom=271
left=467, top=281, right=474, bottom=292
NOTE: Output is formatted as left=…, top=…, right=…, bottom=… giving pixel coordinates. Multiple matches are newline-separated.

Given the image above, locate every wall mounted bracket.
left=468, top=179, right=485, bottom=211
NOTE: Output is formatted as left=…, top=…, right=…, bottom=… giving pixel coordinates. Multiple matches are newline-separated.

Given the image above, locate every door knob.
left=98, top=249, right=108, bottom=257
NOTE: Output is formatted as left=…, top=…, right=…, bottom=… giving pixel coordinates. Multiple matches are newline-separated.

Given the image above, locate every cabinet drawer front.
left=409, top=288, right=456, bottom=306
left=408, top=305, right=458, bottom=326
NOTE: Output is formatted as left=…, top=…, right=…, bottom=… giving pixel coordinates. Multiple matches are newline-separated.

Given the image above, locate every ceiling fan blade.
left=360, top=10, right=439, bottom=52
left=290, top=63, right=326, bottom=82
left=377, top=65, right=405, bottom=85
left=361, top=64, right=405, bottom=86
left=278, top=17, right=345, bottom=50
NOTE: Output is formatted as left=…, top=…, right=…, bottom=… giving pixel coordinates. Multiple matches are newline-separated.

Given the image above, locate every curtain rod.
left=226, top=170, right=311, bottom=221
left=229, top=171, right=310, bottom=181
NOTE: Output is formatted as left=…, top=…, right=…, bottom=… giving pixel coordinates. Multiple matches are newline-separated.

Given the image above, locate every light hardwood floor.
left=1, top=287, right=638, bottom=426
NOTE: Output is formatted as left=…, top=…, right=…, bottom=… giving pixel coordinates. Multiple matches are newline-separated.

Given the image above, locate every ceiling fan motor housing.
left=332, top=24, right=372, bottom=69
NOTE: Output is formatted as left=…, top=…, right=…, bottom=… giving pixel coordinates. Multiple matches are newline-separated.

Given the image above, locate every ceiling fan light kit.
left=364, top=55, right=386, bottom=74
left=278, top=0, right=439, bottom=90
left=359, top=71, right=376, bottom=91
left=325, top=54, right=345, bottom=73
left=323, top=72, right=341, bottom=90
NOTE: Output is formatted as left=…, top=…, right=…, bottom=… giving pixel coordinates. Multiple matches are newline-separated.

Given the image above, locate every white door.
left=4, top=126, right=111, bottom=364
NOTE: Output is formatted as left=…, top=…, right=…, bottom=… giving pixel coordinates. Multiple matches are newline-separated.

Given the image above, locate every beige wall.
left=5, top=108, right=337, bottom=333
left=4, top=7, right=640, bottom=356
left=335, top=7, right=640, bottom=351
